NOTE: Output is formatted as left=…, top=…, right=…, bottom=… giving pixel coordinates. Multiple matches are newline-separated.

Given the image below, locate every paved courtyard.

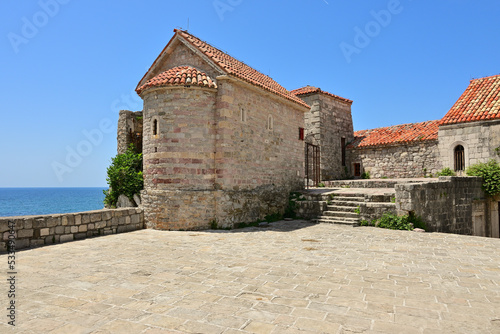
left=2, top=221, right=500, bottom=333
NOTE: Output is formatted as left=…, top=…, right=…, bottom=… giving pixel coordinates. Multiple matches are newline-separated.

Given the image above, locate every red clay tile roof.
left=137, top=29, right=309, bottom=109
left=137, top=66, right=217, bottom=94
left=348, top=120, right=439, bottom=149
left=291, top=86, right=353, bottom=104
left=440, top=74, right=500, bottom=126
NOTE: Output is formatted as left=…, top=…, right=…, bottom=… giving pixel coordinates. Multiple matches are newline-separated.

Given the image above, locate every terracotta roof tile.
left=348, top=120, right=439, bottom=149
left=291, top=86, right=353, bottom=104
left=137, top=29, right=309, bottom=109
left=137, top=66, right=216, bottom=94
left=439, top=74, right=500, bottom=125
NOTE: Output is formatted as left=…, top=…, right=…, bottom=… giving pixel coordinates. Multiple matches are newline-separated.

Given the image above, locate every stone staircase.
left=316, top=193, right=364, bottom=226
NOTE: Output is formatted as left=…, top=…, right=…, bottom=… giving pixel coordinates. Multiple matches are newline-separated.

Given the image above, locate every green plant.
left=103, top=145, right=143, bottom=208
left=341, top=185, right=351, bottom=188
left=391, top=196, right=396, bottom=203
left=375, top=213, right=414, bottom=231
left=354, top=206, right=360, bottom=214
left=381, top=176, right=388, bottom=179
left=361, top=171, right=370, bottom=179
left=372, top=212, right=426, bottom=231
left=359, top=219, right=375, bottom=226
left=466, top=159, right=500, bottom=197
left=318, top=182, right=325, bottom=188
left=436, top=167, right=456, bottom=176
left=210, top=219, right=218, bottom=229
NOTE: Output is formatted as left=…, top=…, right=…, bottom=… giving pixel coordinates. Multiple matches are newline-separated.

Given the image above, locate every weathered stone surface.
left=133, top=194, right=141, bottom=206
left=5, top=222, right=500, bottom=333
left=117, top=194, right=134, bottom=208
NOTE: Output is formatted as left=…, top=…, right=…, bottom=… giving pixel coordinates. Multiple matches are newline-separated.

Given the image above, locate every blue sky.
left=1, top=0, right=499, bottom=187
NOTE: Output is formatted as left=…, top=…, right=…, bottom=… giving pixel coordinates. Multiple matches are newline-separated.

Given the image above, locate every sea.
left=0, top=188, right=107, bottom=217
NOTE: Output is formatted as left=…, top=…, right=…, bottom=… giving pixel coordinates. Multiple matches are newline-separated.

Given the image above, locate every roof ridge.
left=173, top=29, right=310, bottom=109
left=470, top=73, right=500, bottom=82
left=354, top=120, right=439, bottom=134
left=174, top=29, right=278, bottom=83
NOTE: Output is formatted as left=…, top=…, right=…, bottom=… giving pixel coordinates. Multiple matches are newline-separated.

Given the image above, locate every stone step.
left=329, top=200, right=363, bottom=207
left=316, top=217, right=360, bottom=227
left=330, top=195, right=365, bottom=202
left=326, top=205, right=358, bottom=212
left=322, top=211, right=360, bottom=219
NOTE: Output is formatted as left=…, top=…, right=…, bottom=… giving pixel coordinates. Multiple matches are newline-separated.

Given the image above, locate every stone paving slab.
left=1, top=221, right=500, bottom=333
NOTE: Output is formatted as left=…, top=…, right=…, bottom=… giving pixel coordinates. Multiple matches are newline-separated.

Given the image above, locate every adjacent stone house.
left=347, top=75, right=500, bottom=179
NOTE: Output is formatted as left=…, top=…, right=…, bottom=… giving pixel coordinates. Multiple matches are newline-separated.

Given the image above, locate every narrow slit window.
left=240, top=108, right=246, bottom=122
left=267, top=115, right=273, bottom=130
left=454, top=145, right=465, bottom=171
left=153, top=119, right=158, bottom=136
left=299, top=127, right=304, bottom=141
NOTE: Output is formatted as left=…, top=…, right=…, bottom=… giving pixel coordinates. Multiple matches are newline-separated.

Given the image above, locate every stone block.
left=30, top=240, right=45, bottom=248
left=70, top=226, right=78, bottom=233
left=88, top=223, right=94, bottom=230
left=62, top=216, right=68, bottom=226
left=74, top=233, right=87, bottom=240
left=46, top=217, right=61, bottom=228
left=60, top=234, right=74, bottom=243
left=17, top=229, right=34, bottom=238
left=24, top=219, right=33, bottom=229
left=0, top=221, right=10, bottom=233
left=102, top=211, right=112, bottom=221
left=90, top=213, right=102, bottom=223
left=81, top=215, right=90, bottom=224
left=74, top=215, right=82, bottom=225
left=55, top=226, right=65, bottom=235
left=78, top=225, right=88, bottom=232
left=33, top=219, right=47, bottom=229
left=40, top=228, right=50, bottom=237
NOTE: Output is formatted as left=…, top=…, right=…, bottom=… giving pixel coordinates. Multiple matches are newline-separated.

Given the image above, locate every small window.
left=267, top=115, right=273, bottom=130
left=454, top=145, right=465, bottom=171
left=341, top=137, right=346, bottom=166
left=299, top=127, right=304, bottom=141
left=354, top=163, right=361, bottom=177
left=152, top=119, right=158, bottom=136
left=240, top=108, right=247, bottom=122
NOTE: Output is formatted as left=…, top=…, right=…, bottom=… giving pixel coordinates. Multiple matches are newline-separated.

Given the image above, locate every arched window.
left=267, top=115, right=273, bottom=130
left=454, top=145, right=465, bottom=171
left=152, top=119, right=158, bottom=136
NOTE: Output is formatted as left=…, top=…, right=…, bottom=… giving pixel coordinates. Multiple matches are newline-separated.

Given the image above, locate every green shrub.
left=103, top=145, right=143, bottom=208
left=318, top=182, right=325, bottom=188
left=436, top=167, right=456, bottom=176
left=466, top=159, right=500, bottom=197
left=361, top=171, right=370, bottom=179
left=372, top=212, right=425, bottom=231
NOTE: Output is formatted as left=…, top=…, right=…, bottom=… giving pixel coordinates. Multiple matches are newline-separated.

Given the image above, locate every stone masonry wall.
left=117, top=110, right=143, bottom=155
left=141, top=86, right=217, bottom=230
left=396, top=176, right=484, bottom=235
left=299, top=93, right=354, bottom=180
left=438, top=120, right=500, bottom=172
left=348, top=140, right=441, bottom=178
left=214, top=78, right=306, bottom=226
left=0, top=208, right=144, bottom=253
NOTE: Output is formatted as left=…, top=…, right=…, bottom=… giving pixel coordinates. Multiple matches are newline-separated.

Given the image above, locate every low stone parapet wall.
left=1, top=208, right=144, bottom=253
left=396, top=176, right=484, bottom=235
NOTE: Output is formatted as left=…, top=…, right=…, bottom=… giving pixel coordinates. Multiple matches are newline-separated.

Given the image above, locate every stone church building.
left=118, top=29, right=500, bottom=230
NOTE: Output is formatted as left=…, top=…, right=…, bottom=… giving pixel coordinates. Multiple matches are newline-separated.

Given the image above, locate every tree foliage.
left=466, top=159, right=500, bottom=197
left=103, top=145, right=143, bottom=207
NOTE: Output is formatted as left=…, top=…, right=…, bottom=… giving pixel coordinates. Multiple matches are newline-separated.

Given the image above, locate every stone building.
left=347, top=74, right=500, bottom=178
left=120, top=29, right=309, bottom=230
left=117, top=28, right=499, bottom=231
